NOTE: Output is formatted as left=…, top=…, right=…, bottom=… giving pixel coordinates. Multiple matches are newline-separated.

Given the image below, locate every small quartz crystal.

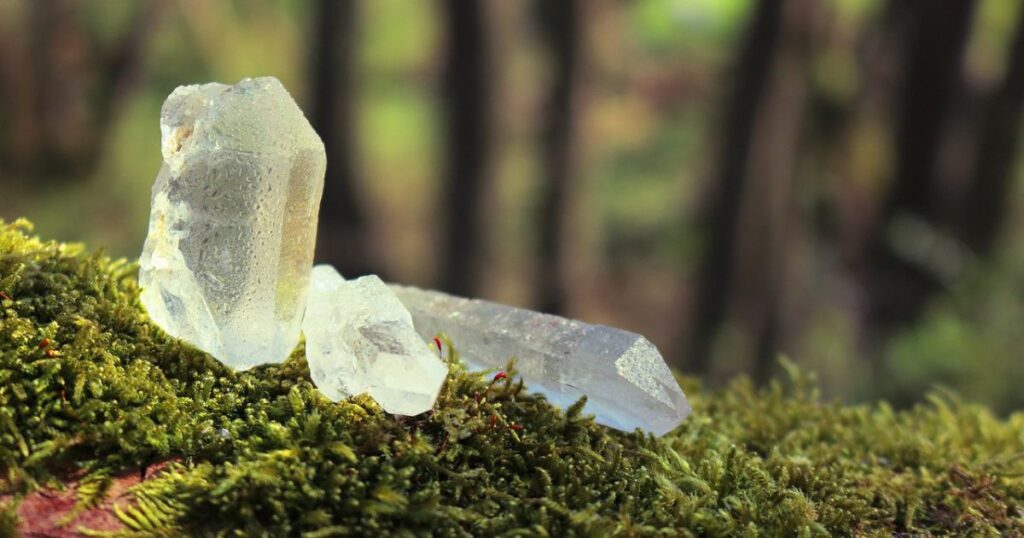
left=390, top=285, right=691, bottom=436
left=139, top=77, right=325, bottom=370
left=304, top=266, right=448, bottom=416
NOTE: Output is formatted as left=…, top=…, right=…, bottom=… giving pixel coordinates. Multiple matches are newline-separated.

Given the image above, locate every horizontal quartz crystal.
left=390, top=285, right=691, bottom=436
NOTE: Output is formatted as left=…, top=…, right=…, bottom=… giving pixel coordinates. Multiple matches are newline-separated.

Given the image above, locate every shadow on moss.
left=0, top=219, right=1022, bottom=536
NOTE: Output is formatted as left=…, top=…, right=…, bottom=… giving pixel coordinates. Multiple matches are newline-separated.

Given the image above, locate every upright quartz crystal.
left=139, top=77, right=325, bottom=370
left=304, top=266, right=448, bottom=415
left=390, top=285, right=691, bottom=436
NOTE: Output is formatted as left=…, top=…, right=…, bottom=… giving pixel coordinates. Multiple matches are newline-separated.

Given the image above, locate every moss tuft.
left=0, top=501, right=17, bottom=538
left=1, top=219, right=1023, bottom=535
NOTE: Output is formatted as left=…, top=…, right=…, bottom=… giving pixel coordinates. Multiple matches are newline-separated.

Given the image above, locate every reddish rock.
left=3, top=463, right=171, bottom=537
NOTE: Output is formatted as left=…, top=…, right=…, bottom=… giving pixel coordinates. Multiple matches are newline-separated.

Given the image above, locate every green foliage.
left=1, top=219, right=1023, bottom=535
left=884, top=248, right=1024, bottom=413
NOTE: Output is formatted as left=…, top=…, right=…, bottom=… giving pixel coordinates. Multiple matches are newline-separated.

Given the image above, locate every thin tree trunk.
left=29, top=0, right=83, bottom=177
left=438, top=0, right=492, bottom=297
left=0, top=15, right=37, bottom=176
left=683, top=0, right=783, bottom=375
left=84, top=0, right=164, bottom=174
left=744, top=1, right=821, bottom=385
left=959, top=4, right=1024, bottom=256
left=534, top=0, right=581, bottom=315
left=882, top=0, right=977, bottom=225
left=864, top=0, right=977, bottom=336
left=308, top=0, right=375, bottom=278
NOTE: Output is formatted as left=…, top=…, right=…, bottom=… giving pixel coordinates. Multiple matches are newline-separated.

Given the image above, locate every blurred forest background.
left=2, top=0, right=1024, bottom=412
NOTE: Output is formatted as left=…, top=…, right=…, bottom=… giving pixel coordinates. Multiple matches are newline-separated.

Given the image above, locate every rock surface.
left=139, top=77, right=325, bottom=370
left=390, top=285, right=691, bottom=436
left=304, top=266, right=448, bottom=415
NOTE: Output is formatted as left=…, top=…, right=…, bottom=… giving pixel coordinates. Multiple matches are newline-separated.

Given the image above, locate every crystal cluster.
left=303, top=266, right=448, bottom=415
left=391, top=285, right=691, bottom=436
left=139, top=77, right=325, bottom=370
left=140, top=77, right=691, bottom=428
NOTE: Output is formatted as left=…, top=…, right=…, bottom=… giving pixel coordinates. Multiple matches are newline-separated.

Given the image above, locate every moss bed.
left=0, top=219, right=1023, bottom=536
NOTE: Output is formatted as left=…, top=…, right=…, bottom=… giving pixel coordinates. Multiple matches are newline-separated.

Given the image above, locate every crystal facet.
left=390, top=285, right=691, bottom=436
left=304, top=266, right=448, bottom=416
left=139, top=77, right=325, bottom=370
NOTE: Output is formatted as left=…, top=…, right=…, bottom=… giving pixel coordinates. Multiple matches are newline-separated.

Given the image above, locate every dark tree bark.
left=0, top=5, right=42, bottom=175
left=438, top=0, right=492, bottom=297
left=959, top=4, right=1024, bottom=256
left=28, top=0, right=80, bottom=176
left=683, top=0, right=783, bottom=375
left=533, top=0, right=581, bottom=315
left=308, top=0, right=375, bottom=278
left=864, top=0, right=977, bottom=336
left=883, top=0, right=977, bottom=226
left=744, top=1, right=822, bottom=386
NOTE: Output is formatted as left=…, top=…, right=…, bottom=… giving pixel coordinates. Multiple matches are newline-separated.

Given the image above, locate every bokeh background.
left=2, top=0, right=1023, bottom=411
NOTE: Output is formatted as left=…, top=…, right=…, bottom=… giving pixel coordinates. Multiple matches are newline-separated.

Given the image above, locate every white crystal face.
left=304, top=266, right=449, bottom=416
left=139, top=77, right=326, bottom=370
left=390, top=285, right=691, bottom=436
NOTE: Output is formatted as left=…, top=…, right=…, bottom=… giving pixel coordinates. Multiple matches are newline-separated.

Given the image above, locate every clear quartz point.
left=390, top=285, right=691, bottom=436
left=139, top=77, right=325, bottom=370
left=303, top=266, right=448, bottom=416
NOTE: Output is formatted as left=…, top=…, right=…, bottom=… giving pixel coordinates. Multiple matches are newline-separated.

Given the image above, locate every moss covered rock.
left=0, top=219, right=1022, bottom=536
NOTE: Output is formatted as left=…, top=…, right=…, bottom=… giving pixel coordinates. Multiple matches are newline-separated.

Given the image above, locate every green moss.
left=1, top=218, right=1023, bottom=536
left=0, top=501, right=17, bottom=538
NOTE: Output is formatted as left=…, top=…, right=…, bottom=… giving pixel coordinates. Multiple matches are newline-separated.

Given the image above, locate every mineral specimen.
left=304, top=266, right=449, bottom=415
left=139, top=77, right=325, bottom=370
left=390, top=285, right=691, bottom=436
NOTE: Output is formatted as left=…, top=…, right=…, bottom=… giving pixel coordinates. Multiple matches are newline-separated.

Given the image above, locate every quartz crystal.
left=139, top=77, right=325, bottom=370
left=304, top=266, right=448, bottom=415
left=390, top=285, right=691, bottom=436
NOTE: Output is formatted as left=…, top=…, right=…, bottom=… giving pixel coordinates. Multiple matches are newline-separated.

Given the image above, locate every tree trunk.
left=682, top=0, right=783, bottom=375
left=87, top=0, right=164, bottom=173
left=533, top=0, right=582, bottom=315
left=438, top=0, right=492, bottom=297
left=743, top=0, right=822, bottom=385
left=29, top=0, right=80, bottom=177
left=308, top=0, right=375, bottom=278
left=863, top=0, right=977, bottom=337
left=959, top=4, right=1024, bottom=256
